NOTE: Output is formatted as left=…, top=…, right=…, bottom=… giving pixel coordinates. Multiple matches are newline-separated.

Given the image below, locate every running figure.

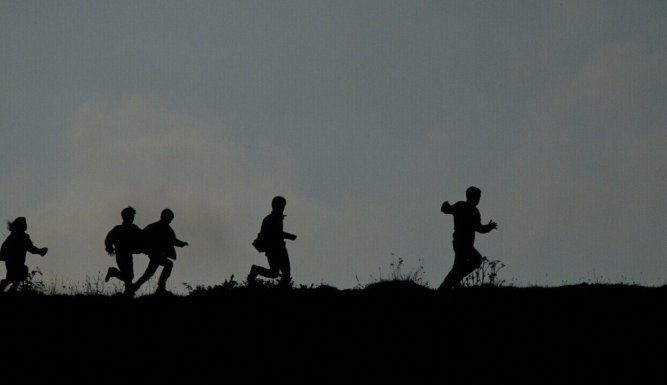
left=133, top=209, right=188, bottom=295
left=248, top=196, right=297, bottom=286
left=439, top=186, right=497, bottom=290
left=0, top=217, right=48, bottom=293
left=104, top=206, right=143, bottom=295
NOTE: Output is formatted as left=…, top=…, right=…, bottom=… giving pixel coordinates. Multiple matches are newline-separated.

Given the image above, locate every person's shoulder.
left=143, top=221, right=159, bottom=231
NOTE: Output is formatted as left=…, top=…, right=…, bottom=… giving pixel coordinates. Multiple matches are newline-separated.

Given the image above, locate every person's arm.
left=441, top=201, right=453, bottom=214
left=477, top=219, right=498, bottom=234
left=174, top=238, right=188, bottom=248
left=26, top=236, right=48, bottom=256
left=283, top=232, right=297, bottom=241
left=104, top=229, right=115, bottom=255
left=166, top=226, right=188, bottom=248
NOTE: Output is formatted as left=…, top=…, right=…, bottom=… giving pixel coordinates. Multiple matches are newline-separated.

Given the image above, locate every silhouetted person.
left=0, top=217, right=48, bottom=293
left=439, top=186, right=497, bottom=290
left=133, top=209, right=188, bottom=295
left=104, top=206, right=143, bottom=295
left=248, top=196, right=297, bottom=286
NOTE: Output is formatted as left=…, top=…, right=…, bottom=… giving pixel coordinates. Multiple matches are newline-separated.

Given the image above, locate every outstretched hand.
left=286, top=233, right=297, bottom=241
left=488, top=220, right=498, bottom=230
left=40, top=247, right=48, bottom=257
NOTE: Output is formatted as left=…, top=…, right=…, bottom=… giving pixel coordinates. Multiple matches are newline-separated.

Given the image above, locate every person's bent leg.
left=0, top=266, right=11, bottom=292
left=252, top=253, right=281, bottom=281
left=439, top=254, right=465, bottom=290
left=277, top=249, right=291, bottom=286
left=8, top=281, right=21, bottom=292
left=460, top=248, right=484, bottom=282
left=8, top=266, right=26, bottom=293
left=3, top=264, right=18, bottom=292
left=106, top=267, right=121, bottom=282
left=3, top=264, right=26, bottom=293
left=251, top=265, right=280, bottom=279
left=157, top=259, right=173, bottom=291
left=134, top=257, right=160, bottom=292
left=439, top=266, right=462, bottom=290
left=116, top=253, right=134, bottom=293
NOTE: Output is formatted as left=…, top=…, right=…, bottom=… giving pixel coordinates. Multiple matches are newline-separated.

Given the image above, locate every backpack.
left=252, top=233, right=266, bottom=253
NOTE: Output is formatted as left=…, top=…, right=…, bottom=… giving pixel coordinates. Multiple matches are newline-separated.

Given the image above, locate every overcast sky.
left=1, top=0, right=665, bottom=292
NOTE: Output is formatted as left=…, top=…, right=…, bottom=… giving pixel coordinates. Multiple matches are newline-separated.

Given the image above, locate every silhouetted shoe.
left=105, top=268, right=113, bottom=283
left=155, top=286, right=173, bottom=296
left=123, top=285, right=136, bottom=297
left=128, top=282, right=140, bottom=295
left=247, top=272, right=257, bottom=286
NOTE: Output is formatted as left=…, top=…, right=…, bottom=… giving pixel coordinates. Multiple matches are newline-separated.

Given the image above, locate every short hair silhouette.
left=271, top=196, right=287, bottom=211
left=121, top=206, right=136, bottom=222
left=161, top=208, right=175, bottom=222
left=466, top=186, right=481, bottom=200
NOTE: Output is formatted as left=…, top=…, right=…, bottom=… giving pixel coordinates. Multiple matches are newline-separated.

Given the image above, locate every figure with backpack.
left=0, top=217, right=48, bottom=293
left=248, top=196, right=297, bottom=286
left=104, top=206, right=143, bottom=295
left=133, top=209, right=188, bottom=295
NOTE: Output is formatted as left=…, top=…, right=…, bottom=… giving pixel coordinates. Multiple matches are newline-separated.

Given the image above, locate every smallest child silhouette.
left=0, top=217, right=48, bottom=293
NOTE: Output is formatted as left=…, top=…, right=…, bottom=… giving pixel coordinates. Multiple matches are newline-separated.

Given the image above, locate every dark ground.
left=0, top=282, right=665, bottom=384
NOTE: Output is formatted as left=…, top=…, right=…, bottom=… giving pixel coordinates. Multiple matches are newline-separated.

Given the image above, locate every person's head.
left=466, top=186, right=482, bottom=206
left=160, top=209, right=175, bottom=224
left=7, top=217, right=27, bottom=233
left=271, top=196, right=287, bottom=214
left=121, top=206, right=136, bottom=224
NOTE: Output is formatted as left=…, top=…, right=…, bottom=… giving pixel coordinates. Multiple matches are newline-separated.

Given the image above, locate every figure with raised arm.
left=439, top=186, right=497, bottom=290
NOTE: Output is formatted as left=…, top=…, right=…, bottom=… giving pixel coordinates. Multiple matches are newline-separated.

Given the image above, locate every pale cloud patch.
left=21, top=96, right=392, bottom=291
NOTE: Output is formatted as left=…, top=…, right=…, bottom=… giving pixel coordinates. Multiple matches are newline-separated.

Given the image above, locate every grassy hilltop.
left=0, top=281, right=665, bottom=384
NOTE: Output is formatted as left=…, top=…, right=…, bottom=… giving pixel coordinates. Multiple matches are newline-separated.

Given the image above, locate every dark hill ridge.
left=0, top=283, right=665, bottom=384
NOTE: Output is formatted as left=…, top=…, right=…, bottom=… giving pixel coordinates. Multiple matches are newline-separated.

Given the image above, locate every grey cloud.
left=28, top=96, right=394, bottom=290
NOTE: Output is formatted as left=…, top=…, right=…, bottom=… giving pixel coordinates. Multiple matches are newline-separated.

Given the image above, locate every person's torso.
left=261, top=212, right=285, bottom=249
left=111, top=224, right=142, bottom=255
left=143, top=222, right=176, bottom=254
left=452, top=202, right=480, bottom=243
left=1, top=232, right=32, bottom=264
